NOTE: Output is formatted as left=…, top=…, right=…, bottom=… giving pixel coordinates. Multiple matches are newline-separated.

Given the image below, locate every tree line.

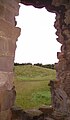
left=14, top=63, right=55, bottom=69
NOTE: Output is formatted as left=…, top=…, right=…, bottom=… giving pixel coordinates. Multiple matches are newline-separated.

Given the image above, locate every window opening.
left=14, top=3, right=61, bottom=109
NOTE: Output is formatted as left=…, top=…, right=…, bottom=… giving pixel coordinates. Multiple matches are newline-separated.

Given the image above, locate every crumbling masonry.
left=0, top=0, right=70, bottom=120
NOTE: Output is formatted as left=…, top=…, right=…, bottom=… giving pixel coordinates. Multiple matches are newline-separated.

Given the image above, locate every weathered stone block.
left=11, top=107, right=44, bottom=120
left=3, top=8, right=15, bottom=25
left=52, top=0, right=69, bottom=6
left=66, top=117, right=70, bottom=120
left=0, top=71, right=14, bottom=90
left=0, top=4, right=15, bottom=25
left=0, top=4, right=4, bottom=18
left=57, top=52, right=65, bottom=61
left=45, top=117, right=54, bottom=120
left=63, top=29, right=70, bottom=39
left=0, top=56, right=14, bottom=72
left=11, top=106, right=24, bottom=120
left=8, top=40, right=16, bottom=56
left=66, top=52, right=70, bottom=63
left=63, top=71, right=70, bottom=97
left=39, top=105, right=53, bottom=116
left=55, top=60, right=67, bottom=72
left=0, top=109, right=11, bottom=120
left=25, top=109, right=43, bottom=120
left=0, top=37, right=16, bottom=57
left=0, top=19, right=20, bottom=40
left=64, top=9, right=70, bottom=25
left=0, top=0, right=20, bottom=16
left=0, top=87, right=16, bottom=111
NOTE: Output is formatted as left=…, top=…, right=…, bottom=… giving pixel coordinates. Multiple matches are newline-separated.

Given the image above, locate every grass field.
left=14, top=65, right=56, bottom=109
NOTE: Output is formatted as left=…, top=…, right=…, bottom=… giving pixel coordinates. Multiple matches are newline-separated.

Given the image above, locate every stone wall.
left=49, top=1, right=70, bottom=118
left=0, top=0, right=20, bottom=119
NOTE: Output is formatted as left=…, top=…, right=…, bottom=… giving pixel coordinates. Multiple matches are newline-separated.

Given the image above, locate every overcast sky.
left=14, top=4, right=61, bottom=64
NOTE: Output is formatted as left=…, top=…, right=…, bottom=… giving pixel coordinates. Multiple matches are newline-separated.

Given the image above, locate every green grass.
left=14, top=65, right=56, bottom=109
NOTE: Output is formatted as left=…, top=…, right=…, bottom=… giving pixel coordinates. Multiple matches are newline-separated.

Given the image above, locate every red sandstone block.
left=0, top=19, right=20, bottom=40
left=0, top=37, right=16, bottom=57
left=0, top=56, right=14, bottom=72
left=0, top=0, right=19, bottom=16
left=0, top=87, right=16, bottom=111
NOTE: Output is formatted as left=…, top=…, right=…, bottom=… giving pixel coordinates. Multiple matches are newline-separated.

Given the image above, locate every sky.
left=14, top=3, right=61, bottom=65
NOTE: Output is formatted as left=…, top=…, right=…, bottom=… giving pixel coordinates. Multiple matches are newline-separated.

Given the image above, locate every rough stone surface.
left=11, top=106, right=24, bottom=120
left=49, top=2, right=70, bottom=118
left=25, top=109, right=44, bottom=120
left=0, top=71, right=14, bottom=90
left=45, top=117, right=54, bottom=120
left=11, top=106, right=44, bottom=120
left=0, top=0, right=20, bottom=120
left=0, top=109, right=12, bottom=120
left=0, top=87, right=16, bottom=111
left=39, top=105, right=53, bottom=117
